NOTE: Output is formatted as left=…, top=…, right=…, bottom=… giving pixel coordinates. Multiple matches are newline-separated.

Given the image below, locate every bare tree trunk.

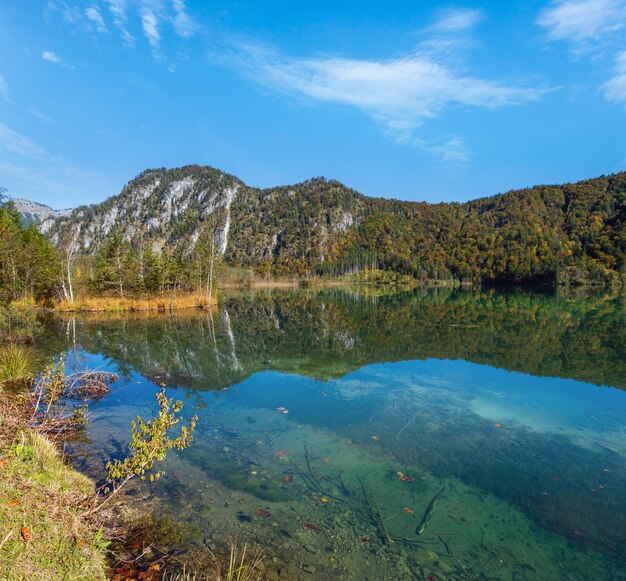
left=66, top=252, right=74, bottom=303
left=117, top=255, right=124, bottom=298
left=170, top=271, right=178, bottom=313
left=208, top=234, right=215, bottom=305
left=61, top=234, right=78, bottom=304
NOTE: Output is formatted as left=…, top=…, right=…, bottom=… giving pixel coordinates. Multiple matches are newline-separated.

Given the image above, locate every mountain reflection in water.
left=40, top=288, right=626, bottom=580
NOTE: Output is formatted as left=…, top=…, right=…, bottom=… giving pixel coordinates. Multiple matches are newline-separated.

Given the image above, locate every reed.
left=221, top=542, right=264, bottom=581
left=55, top=293, right=216, bottom=313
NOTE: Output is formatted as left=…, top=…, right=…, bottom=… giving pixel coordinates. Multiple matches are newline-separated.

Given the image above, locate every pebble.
left=301, top=563, right=316, bottom=574
left=303, top=544, right=317, bottom=554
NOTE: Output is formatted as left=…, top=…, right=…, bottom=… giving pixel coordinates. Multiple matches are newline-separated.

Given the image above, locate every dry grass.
left=162, top=542, right=265, bottom=581
left=55, top=293, right=217, bottom=313
left=0, top=429, right=108, bottom=580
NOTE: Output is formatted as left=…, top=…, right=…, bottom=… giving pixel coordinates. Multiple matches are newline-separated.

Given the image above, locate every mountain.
left=42, top=165, right=626, bottom=286
left=13, top=199, right=71, bottom=226
left=43, top=166, right=363, bottom=271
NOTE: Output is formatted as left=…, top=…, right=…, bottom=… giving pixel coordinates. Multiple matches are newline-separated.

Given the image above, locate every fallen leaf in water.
left=276, top=450, right=288, bottom=457
left=371, top=435, right=380, bottom=441
left=403, top=508, right=414, bottom=514
left=255, top=508, right=271, bottom=517
left=320, top=497, right=328, bottom=503
left=494, top=423, right=503, bottom=429
left=322, top=457, right=330, bottom=464
left=137, top=563, right=162, bottom=580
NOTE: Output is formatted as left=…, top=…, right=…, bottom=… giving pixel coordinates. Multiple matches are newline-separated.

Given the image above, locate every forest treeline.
left=3, top=168, right=626, bottom=304
left=331, top=171, right=626, bottom=286
left=0, top=190, right=218, bottom=305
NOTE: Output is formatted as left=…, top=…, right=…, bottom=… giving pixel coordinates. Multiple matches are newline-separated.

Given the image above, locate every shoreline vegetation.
left=0, top=342, right=261, bottom=580
left=0, top=365, right=109, bottom=580
left=5, top=269, right=624, bottom=317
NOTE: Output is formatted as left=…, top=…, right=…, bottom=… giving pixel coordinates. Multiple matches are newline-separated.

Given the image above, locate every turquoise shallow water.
left=43, top=289, right=626, bottom=579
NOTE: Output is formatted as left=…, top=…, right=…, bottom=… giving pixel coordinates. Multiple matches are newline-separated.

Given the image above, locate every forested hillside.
left=42, top=166, right=626, bottom=289
left=0, top=166, right=618, bottom=304
left=341, top=172, right=626, bottom=286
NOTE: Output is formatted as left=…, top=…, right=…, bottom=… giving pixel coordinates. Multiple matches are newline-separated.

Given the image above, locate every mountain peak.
left=12, top=198, right=72, bottom=225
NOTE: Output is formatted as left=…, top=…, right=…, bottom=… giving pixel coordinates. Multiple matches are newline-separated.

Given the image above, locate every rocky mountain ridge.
left=42, top=165, right=364, bottom=270
left=21, top=165, right=626, bottom=285
left=13, top=199, right=71, bottom=225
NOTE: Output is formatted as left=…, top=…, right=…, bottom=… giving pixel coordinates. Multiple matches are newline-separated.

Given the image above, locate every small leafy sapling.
left=91, top=388, right=197, bottom=512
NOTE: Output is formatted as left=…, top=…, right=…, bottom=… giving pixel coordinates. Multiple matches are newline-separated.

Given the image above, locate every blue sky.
left=1, top=1, right=626, bottom=208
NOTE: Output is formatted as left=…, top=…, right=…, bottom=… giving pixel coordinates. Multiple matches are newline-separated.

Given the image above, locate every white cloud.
left=0, top=122, right=105, bottom=204
left=233, top=44, right=545, bottom=160
left=104, top=0, right=134, bottom=45
left=538, top=1, right=626, bottom=107
left=27, top=109, right=55, bottom=124
left=85, top=6, right=107, bottom=33
left=42, top=50, right=62, bottom=64
left=538, top=0, right=626, bottom=45
left=0, top=123, right=48, bottom=158
left=45, top=0, right=197, bottom=54
left=0, top=75, right=8, bottom=101
left=42, top=50, right=74, bottom=69
left=172, top=0, right=195, bottom=37
left=604, top=50, right=626, bottom=104
left=141, top=9, right=160, bottom=47
left=430, top=8, right=484, bottom=32
left=427, top=137, right=471, bottom=165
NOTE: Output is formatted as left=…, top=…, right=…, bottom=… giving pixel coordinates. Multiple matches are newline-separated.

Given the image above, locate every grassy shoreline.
left=0, top=391, right=108, bottom=580
left=7, top=272, right=464, bottom=314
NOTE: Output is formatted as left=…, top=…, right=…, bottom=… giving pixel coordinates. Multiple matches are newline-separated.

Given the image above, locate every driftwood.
left=396, top=412, right=419, bottom=441
left=358, top=475, right=396, bottom=545
left=26, top=369, right=118, bottom=435
left=65, top=371, right=118, bottom=400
